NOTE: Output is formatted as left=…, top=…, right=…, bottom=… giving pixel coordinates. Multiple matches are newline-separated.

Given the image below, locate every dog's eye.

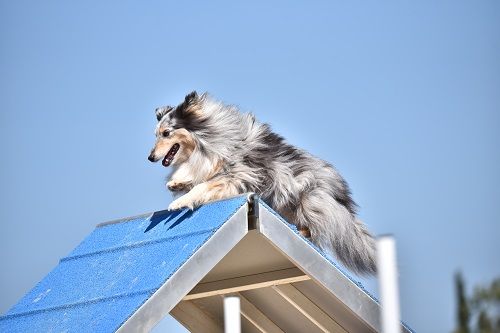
left=162, top=130, right=170, bottom=138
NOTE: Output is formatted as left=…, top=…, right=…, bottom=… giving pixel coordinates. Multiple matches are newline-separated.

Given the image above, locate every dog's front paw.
left=167, top=181, right=187, bottom=192
left=168, top=196, right=195, bottom=211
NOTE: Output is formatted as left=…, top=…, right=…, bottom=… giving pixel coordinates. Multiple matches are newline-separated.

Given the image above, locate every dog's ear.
left=177, top=91, right=203, bottom=117
left=155, top=106, right=173, bottom=121
left=184, top=91, right=199, bottom=105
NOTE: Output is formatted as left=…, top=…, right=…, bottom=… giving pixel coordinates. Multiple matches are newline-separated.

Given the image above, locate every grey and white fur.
left=148, top=91, right=377, bottom=275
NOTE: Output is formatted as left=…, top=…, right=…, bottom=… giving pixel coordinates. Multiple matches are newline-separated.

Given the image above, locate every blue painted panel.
left=0, top=292, right=147, bottom=333
left=0, top=195, right=248, bottom=333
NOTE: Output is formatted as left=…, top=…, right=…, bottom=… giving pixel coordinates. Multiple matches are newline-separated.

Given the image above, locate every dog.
left=148, top=91, right=376, bottom=275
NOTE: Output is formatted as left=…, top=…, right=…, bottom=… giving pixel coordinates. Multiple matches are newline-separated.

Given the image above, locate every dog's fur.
left=148, top=91, right=377, bottom=275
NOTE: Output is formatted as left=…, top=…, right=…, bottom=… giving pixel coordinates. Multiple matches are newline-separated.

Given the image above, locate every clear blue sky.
left=1, top=1, right=499, bottom=332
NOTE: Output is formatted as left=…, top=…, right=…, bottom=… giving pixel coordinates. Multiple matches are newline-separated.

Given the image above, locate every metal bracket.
left=247, top=193, right=259, bottom=230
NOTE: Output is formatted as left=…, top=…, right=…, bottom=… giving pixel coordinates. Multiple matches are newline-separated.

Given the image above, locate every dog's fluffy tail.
left=295, top=189, right=377, bottom=275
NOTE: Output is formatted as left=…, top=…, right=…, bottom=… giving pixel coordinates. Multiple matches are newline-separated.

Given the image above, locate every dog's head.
left=147, top=91, right=202, bottom=167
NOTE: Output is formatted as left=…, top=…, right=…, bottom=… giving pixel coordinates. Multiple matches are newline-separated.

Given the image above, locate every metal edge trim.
left=115, top=201, right=249, bottom=333
left=97, top=194, right=253, bottom=228
left=97, top=212, right=154, bottom=228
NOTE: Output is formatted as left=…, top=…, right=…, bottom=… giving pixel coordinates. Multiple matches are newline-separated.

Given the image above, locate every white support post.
left=377, top=235, right=401, bottom=333
left=224, top=295, right=241, bottom=333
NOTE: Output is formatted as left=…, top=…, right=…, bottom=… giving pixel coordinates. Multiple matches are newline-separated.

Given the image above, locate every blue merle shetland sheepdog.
left=148, top=91, right=376, bottom=275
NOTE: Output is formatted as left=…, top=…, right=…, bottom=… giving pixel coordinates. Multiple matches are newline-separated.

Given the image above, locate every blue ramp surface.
left=0, top=196, right=248, bottom=333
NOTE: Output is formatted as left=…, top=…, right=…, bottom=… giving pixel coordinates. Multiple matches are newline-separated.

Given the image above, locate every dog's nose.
left=148, top=154, right=155, bottom=162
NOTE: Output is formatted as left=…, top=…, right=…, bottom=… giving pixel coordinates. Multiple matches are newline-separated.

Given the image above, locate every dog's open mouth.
left=162, top=143, right=180, bottom=167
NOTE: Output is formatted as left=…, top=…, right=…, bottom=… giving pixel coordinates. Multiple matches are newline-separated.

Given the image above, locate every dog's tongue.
left=162, top=143, right=180, bottom=167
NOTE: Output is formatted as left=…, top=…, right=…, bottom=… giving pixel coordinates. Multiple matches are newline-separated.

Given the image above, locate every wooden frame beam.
left=272, top=284, right=347, bottom=333
left=183, top=267, right=309, bottom=301
left=170, top=301, right=222, bottom=333
left=237, top=293, right=284, bottom=333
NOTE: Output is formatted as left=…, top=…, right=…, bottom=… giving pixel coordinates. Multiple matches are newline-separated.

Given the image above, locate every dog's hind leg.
left=168, top=178, right=241, bottom=211
left=293, top=189, right=377, bottom=275
left=299, top=226, right=311, bottom=238
left=276, top=207, right=312, bottom=238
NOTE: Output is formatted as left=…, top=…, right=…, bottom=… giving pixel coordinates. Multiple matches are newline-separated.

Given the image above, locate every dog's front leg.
left=167, top=180, right=191, bottom=192
left=168, top=179, right=239, bottom=211
left=167, top=165, right=193, bottom=192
